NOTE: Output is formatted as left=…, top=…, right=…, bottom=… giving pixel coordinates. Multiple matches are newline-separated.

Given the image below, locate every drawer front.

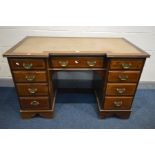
left=104, top=97, right=133, bottom=110
left=50, top=57, right=104, bottom=68
left=13, top=71, right=47, bottom=83
left=106, top=83, right=137, bottom=96
left=16, top=83, right=49, bottom=96
left=108, top=71, right=140, bottom=83
left=9, top=59, right=46, bottom=70
left=110, top=59, right=144, bottom=70
left=19, top=97, right=50, bottom=110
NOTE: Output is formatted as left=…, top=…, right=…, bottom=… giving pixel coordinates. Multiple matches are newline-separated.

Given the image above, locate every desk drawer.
left=16, top=83, right=49, bottom=96
left=106, top=83, right=136, bottom=96
left=19, top=97, right=50, bottom=110
left=110, top=59, right=144, bottom=70
left=104, top=97, right=132, bottom=110
left=108, top=71, right=140, bottom=83
left=9, top=59, right=46, bottom=70
left=50, top=56, right=104, bottom=68
left=13, top=71, right=47, bottom=83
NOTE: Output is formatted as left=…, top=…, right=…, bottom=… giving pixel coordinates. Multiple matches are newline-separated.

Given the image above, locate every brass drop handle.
left=30, top=100, right=40, bottom=106
left=118, top=75, right=128, bottom=81
left=28, top=88, right=38, bottom=94
left=59, top=61, right=68, bottom=67
left=25, top=75, right=36, bottom=81
left=121, top=63, right=132, bottom=69
left=87, top=61, right=96, bottom=67
left=23, top=63, right=33, bottom=69
left=114, top=101, right=123, bottom=107
left=116, top=88, right=126, bottom=94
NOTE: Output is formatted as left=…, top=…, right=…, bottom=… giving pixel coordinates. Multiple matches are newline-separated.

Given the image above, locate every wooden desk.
left=3, top=37, right=150, bottom=119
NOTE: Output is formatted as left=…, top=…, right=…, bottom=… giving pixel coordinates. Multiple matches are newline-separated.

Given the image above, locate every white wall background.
left=0, top=26, right=155, bottom=82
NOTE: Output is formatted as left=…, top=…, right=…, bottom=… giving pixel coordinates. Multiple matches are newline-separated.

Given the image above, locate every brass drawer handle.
left=87, top=61, right=96, bottom=67
left=118, top=75, right=128, bottom=81
left=114, top=101, right=123, bottom=107
left=28, top=88, right=38, bottom=94
left=116, top=88, right=126, bottom=94
left=59, top=61, right=68, bottom=67
left=30, top=100, right=40, bottom=106
left=25, top=75, right=36, bottom=81
left=23, top=63, right=33, bottom=69
left=121, top=63, right=132, bottom=69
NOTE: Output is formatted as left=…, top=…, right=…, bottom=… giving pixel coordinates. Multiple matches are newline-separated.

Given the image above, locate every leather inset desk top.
left=3, top=36, right=149, bottom=58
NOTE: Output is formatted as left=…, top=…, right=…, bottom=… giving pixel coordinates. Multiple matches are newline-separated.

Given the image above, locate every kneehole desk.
left=3, top=37, right=150, bottom=119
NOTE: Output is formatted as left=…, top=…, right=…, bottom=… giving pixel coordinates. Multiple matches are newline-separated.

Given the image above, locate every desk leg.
left=98, top=111, right=131, bottom=119
left=20, top=110, right=54, bottom=119
left=95, top=90, right=131, bottom=119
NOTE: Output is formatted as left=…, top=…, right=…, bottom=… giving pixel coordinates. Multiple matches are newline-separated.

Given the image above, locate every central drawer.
left=16, top=83, right=49, bottom=96
left=50, top=56, right=104, bottom=68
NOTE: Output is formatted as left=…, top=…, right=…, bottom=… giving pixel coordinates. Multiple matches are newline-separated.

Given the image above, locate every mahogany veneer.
left=106, top=83, right=137, bottom=96
left=50, top=56, right=104, bottom=68
left=19, top=97, right=50, bottom=110
left=13, top=71, right=47, bottom=83
left=16, top=83, right=49, bottom=96
left=9, top=58, right=46, bottom=70
left=3, top=37, right=150, bottom=119
left=108, top=71, right=140, bottom=83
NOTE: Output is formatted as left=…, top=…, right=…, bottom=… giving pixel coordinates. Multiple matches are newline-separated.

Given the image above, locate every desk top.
left=3, top=36, right=149, bottom=58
